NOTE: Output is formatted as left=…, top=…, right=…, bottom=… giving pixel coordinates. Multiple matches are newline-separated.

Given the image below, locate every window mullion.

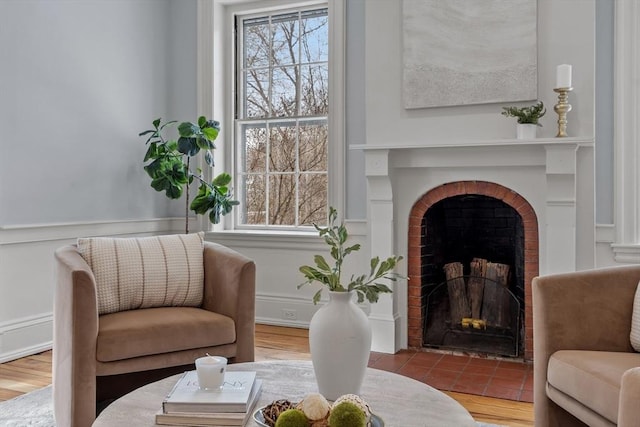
left=265, top=121, right=271, bottom=226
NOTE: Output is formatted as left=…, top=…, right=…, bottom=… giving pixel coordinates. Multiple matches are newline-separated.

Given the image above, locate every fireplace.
left=421, top=194, right=525, bottom=357
left=407, top=181, right=538, bottom=361
left=357, top=138, right=595, bottom=361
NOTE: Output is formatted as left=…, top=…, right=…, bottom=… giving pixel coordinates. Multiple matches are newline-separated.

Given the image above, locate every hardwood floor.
left=0, top=325, right=533, bottom=426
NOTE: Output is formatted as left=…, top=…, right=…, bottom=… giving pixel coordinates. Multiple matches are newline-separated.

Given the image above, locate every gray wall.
left=0, top=0, right=197, bottom=226
left=0, top=0, right=616, bottom=226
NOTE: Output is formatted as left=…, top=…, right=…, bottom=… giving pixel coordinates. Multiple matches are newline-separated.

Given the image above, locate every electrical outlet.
left=282, top=309, right=297, bottom=320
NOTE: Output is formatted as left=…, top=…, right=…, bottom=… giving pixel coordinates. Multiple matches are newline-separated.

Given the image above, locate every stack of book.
left=155, top=370, right=262, bottom=426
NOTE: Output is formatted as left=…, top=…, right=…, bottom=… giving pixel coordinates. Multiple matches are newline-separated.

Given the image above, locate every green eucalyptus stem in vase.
left=298, top=207, right=404, bottom=304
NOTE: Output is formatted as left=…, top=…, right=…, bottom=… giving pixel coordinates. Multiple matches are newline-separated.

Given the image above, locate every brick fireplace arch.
left=407, top=181, right=539, bottom=361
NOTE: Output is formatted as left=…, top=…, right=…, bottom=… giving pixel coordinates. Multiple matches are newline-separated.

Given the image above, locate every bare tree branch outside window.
left=238, top=8, right=328, bottom=227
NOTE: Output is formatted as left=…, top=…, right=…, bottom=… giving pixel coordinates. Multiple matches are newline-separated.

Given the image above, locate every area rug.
left=0, top=386, right=506, bottom=426
left=0, top=386, right=53, bottom=426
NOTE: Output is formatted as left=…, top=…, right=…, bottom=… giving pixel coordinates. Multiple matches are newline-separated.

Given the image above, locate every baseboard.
left=255, top=318, right=310, bottom=329
left=255, top=293, right=320, bottom=326
left=0, top=313, right=53, bottom=363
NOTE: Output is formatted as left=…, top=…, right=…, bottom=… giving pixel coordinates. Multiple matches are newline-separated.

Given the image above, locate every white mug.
left=195, top=356, right=227, bottom=390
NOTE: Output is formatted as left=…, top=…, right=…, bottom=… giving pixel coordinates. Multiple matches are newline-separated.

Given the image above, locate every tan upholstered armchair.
left=53, top=237, right=256, bottom=427
left=533, top=265, right=640, bottom=427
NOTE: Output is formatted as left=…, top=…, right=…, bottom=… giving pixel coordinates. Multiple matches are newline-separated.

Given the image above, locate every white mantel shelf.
left=350, top=136, right=594, bottom=151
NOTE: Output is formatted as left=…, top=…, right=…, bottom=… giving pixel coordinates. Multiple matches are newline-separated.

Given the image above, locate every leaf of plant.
left=204, top=151, right=214, bottom=167
left=212, top=172, right=232, bottom=186
left=152, top=118, right=161, bottom=128
left=196, top=135, right=215, bottom=150
left=299, top=265, right=321, bottom=279
left=150, top=175, right=183, bottom=199
left=313, top=289, right=323, bottom=305
left=198, top=116, right=207, bottom=128
left=168, top=161, right=188, bottom=185
left=330, top=246, right=339, bottom=261
left=177, top=136, right=199, bottom=156
left=343, top=243, right=360, bottom=256
left=178, top=122, right=199, bottom=137
left=190, top=184, right=212, bottom=214
left=338, top=225, right=348, bottom=244
left=314, top=255, right=331, bottom=272
left=369, top=256, right=380, bottom=276
left=165, top=182, right=183, bottom=199
left=143, top=143, right=158, bottom=162
left=209, top=208, right=221, bottom=224
left=144, top=159, right=163, bottom=178
left=205, top=119, right=221, bottom=131
left=202, top=127, right=219, bottom=141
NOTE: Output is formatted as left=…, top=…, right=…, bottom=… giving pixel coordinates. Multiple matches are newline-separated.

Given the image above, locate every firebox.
left=421, top=194, right=525, bottom=357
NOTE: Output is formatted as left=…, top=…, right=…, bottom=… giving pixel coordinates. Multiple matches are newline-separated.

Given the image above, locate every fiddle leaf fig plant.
left=298, top=207, right=404, bottom=304
left=501, top=101, right=546, bottom=126
left=139, top=117, right=238, bottom=233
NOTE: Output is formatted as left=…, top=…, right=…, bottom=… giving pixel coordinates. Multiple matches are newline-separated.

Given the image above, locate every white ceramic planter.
left=516, top=123, right=538, bottom=140
left=308, top=291, right=372, bottom=400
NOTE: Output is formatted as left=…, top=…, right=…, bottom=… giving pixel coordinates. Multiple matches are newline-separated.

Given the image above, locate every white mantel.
left=352, top=137, right=595, bottom=353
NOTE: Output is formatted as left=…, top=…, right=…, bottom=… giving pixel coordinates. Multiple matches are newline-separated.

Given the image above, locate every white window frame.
left=197, top=0, right=345, bottom=234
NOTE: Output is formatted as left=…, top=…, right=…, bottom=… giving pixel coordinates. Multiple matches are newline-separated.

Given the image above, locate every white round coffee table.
left=93, top=360, right=476, bottom=427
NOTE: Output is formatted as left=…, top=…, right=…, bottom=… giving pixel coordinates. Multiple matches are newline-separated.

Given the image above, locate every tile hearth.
left=368, top=350, right=533, bottom=403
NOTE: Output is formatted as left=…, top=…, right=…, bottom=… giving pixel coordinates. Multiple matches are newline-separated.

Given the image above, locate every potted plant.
left=501, top=101, right=546, bottom=140
left=139, top=117, right=238, bottom=233
left=298, top=207, right=403, bottom=399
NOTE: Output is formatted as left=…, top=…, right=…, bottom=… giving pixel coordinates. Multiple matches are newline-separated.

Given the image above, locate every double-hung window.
left=235, top=6, right=329, bottom=229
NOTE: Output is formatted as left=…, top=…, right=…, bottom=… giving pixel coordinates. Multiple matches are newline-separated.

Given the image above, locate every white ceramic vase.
left=309, top=291, right=372, bottom=400
left=516, top=123, right=538, bottom=140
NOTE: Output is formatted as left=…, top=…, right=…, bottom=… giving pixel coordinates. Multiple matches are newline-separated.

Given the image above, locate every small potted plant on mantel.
left=501, top=101, right=546, bottom=140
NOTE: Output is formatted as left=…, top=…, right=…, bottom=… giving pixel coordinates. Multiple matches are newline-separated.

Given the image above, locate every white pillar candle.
left=195, top=356, right=227, bottom=390
left=556, top=64, right=572, bottom=88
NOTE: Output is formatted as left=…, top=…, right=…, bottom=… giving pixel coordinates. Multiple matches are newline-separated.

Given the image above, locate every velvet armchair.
left=53, top=237, right=256, bottom=427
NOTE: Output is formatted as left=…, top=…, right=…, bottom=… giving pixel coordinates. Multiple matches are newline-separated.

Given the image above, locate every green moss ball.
left=274, top=408, right=309, bottom=427
left=328, top=401, right=366, bottom=427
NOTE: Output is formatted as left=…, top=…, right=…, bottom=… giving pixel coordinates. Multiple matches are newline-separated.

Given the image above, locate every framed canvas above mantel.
left=402, top=0, right=538, bottom=109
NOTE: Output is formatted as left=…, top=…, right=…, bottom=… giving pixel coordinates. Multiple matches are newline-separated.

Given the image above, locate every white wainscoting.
left=0, top=217, right=192, bottom=363
left=208, top=220, right=368, bottom=328
left=0, top=218, right=367, bottom=362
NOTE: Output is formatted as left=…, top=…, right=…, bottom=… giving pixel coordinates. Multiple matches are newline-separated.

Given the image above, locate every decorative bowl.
left=252, top=405, right=384, bottom=427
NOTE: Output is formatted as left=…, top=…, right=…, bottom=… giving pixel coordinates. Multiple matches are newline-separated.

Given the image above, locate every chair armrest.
left=53, top=245, right=100, bottom=426
left=619, top=367, right=640, bottom=427
left=202, top=241, right=256, bottom=362
left=532, top=265, right=640, bottom=427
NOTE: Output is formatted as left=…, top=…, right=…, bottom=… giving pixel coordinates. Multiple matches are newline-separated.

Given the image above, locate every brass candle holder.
left=553, top=87, right=573, bottom=137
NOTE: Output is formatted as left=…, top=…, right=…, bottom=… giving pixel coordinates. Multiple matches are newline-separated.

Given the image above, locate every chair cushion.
left=548, top=350, right=640, bottom=424
left=77, top=232, right=204, bottom=315
left=631, top=281, right=640, bottom=351
left=96, top=307, right=236, bottom=362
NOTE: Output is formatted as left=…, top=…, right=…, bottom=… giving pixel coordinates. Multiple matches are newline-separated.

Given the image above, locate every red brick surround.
left=407, top=181, right=538, bottom=361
